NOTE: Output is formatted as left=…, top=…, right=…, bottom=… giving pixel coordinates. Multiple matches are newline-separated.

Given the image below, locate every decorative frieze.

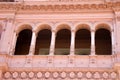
left=0, top=2, right=120, bottom=12
left=3, top=71, right=118, bottom=79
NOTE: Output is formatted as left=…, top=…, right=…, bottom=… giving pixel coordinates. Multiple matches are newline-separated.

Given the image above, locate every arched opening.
left=35, top=29, right=51, bottom=55
left=55, top=29, right=71, bottom=55
left=14, top=29, right=32, bottom=55
left=95, top=28, right=112, bottom=55
left=75, top=29, right=91, bottom=55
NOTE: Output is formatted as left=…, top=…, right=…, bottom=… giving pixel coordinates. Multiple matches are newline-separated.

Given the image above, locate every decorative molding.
left=0, top=2, right=120, bottom=12
left=3, top=71, right=118, bottom=79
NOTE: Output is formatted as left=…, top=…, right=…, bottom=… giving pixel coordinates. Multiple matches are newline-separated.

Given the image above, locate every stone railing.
left=5, top=55, right=114, bottom=68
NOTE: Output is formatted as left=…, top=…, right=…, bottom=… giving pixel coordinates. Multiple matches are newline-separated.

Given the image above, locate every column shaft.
left=112, top=31, right=115, bottom=54
left=91, top=31, right=95, bottom=55
left=29, top=31, right=37, bottom=55
left=49, top=31, right=56, bottom=55
left=70, top=31, right=75, bottom=55
left=10, top=32, right=17, bottom=55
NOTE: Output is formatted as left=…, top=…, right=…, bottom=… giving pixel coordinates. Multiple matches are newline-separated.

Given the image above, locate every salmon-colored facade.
left=0, top=0, right=120, bottom=80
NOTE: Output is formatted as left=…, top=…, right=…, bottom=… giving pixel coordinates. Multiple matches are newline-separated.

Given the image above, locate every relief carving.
left=0, top=2, right=119, bottom=12
left=3, top=71, right=118, bottom=79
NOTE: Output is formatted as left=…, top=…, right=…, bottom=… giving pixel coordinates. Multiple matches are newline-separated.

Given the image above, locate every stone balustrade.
left=0, top=55, right=115, bottom=68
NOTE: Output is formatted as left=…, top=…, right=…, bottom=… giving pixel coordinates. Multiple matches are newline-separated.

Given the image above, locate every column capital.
left=91, top=29, right=95, bottom=32
left=111, top=29, right=114, bottom=32
left=52, top=30, right=56, bottom=33
left=32, top=30, right=37, bottom=35
left=71, top=30, right=75, bottom=32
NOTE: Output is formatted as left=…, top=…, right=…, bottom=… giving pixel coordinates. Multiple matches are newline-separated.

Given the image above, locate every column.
left=112, top=30, right=115, bottom=54
left=49, top=30, right=56, bottom=55
left=29, top=31, right=37, bottom=55
left=91, top=30, right=95, bottom=55
left=10, top=32, right=18, bottom=55
left=70, top=30, right=75, bottom=55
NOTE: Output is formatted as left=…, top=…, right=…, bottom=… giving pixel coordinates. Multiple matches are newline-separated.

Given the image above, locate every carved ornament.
left=0, top=2, right=120, bottom=12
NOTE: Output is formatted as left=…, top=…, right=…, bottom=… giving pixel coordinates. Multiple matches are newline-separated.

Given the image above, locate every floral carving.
left=44, top=72, right=50, bottom=78
left=93, top=72, right=100, bottom=79
left=69, top=72, right=75, bottom=78
left=12, top=72, right=18, bottom=79
left=37, top=72, right=42, bottom=78
left=20, top=72, right=27, bottom=79
left=0, top=2, right=119, bottom=12
left=4, top=72, right=11, bottom=79
left=86, top=72, right=92, bottom=79
left=77, top=72, right=83, bottom=78
left=110, top=72, right=117, bottom=79
left=28, top=72, right=34, bottom=78
left=3, top=71, right=118, bottom=79
left=102, top=72, right=109, bottom=79
left=53, top=72, right=59, bottom=78
left=60, top=72, right=67, bottom=78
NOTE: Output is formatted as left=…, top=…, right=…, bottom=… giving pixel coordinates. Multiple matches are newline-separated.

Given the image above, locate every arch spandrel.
left=95, top=23, right=112, bottom=32
left=75, top=24, right=91, bottom=33
left=15, top=23, right=33, bottom=34
left=35, top=24, right=52, bottom=34
left=55, top=23, right=72, bottom=32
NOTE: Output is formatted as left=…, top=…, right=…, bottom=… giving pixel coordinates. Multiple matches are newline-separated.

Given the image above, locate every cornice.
left=0, top=2, right=120, bottom=13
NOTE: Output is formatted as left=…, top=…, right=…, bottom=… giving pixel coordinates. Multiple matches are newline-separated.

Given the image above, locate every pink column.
left=10, top=32, right=18, bottom=55
left=49, top=30, right=56, bottom=55
left=29, top=31, right=37, bottom=55
left=112, top=30, right=115, bottom=54
left=91, top=30, right=95, bottom=55
left=70, top=30, right=75, bottom=55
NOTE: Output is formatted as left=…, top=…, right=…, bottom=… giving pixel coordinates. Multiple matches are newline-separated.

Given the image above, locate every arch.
left=14, top=29, right=32, bottom=55
left=95, top=28, right=112, bottom=55
left=75, top=23, right=91, bottom=32
left=15, top=23, right=33, bottom=34
left=75, top=29, right=91, bottom=55
left=35, top=29, right=51, bottom=55
left=55, top=29, right=71, bottom=55
left=34, top=24, right=52, bottom=34
left=95, top=23, right=112, bottom=32
left=55, top=23, right=71, bottom=32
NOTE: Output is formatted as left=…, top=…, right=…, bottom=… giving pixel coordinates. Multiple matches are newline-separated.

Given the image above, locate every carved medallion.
left=4, top=72, right=11, bottom=79
left=20, top=72, right=27, bottom=79
left=12, top=72, right=19, bottom=79
left=37, top=72, right=42, bottom=78
left=77, top=72, right=83, bottom=78
left=60, top=72, right=67, bottom=78
left=53, top=72, right=59, bottom=78
left=28, top=72, right=34, bottom=78
left=69, top=72, right=75, bottom=79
